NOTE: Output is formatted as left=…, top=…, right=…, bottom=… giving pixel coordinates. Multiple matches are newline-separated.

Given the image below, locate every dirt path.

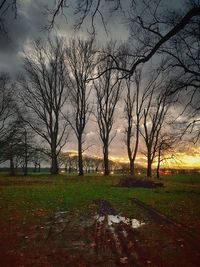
left=132, top=197, right=200, bottom=249
left=92, top=199, right=200, bottom=266
left=0, top=199, right=200, bottom=266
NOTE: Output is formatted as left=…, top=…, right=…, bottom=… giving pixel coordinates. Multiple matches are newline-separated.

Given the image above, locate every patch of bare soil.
left=0, top=199, right=200, bottom=266
left=94, top=199, right=117, bottom=216
left=117, top=177, right=164, bottom=188
left=131, top=198, right=200, bottom=266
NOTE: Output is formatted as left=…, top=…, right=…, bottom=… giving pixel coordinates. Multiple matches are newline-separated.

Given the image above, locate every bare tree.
left=129, top=1, right=200, bottom=149
left=47, top=0, right=110, bottom=33
left=120, top=1, right=200, bottom=76
left=162, top=1, right=200, bottom=139
left=83, top=155, right=94, bottom=173
left=0, top=76, right=35, bottom=176
left=94, top=44, right=122, bottom=176
left=140, top=71, right=173, bottom=178
left=48, top=1, right=200, bottom=76
left=156, top=133, right=177, bottom=179
left=124, top=65, right=169, bottom=177
left=0, top=73, right=14, bottom=139
left=16, top=116, right=37, bottom=176
left=48, top=1, right=200, bottom=149
left=0, top=0, right=17, bottom=35
left=132, top=1, right=200, bottom=79
left=65, top=37, right=96, bottom=176
left=20, top=37, right=70, bottom=175
left=124, top=69, right=145, bottom=176
left=30, top=150, right=46, bottom=173
left=57, top=151, right=77, bottom=173
left=0, top=117, right=25, bottom=176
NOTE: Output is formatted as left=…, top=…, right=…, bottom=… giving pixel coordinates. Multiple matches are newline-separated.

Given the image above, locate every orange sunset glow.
left=109, top=149, right=200, bottom=169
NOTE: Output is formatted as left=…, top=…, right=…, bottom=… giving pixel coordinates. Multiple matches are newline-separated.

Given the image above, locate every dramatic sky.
left=1, top=0, right=199, bottom=168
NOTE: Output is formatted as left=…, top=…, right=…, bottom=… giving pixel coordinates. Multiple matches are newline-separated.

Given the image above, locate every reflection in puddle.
left=95, top=215, right=145, bottom=229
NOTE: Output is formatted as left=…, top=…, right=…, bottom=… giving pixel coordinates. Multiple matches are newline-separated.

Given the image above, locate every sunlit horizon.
left=63, top=149, right=200, bottom=169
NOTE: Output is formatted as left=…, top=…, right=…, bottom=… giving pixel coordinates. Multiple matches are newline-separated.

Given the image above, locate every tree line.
left=0, top=0, right=199, bottom=178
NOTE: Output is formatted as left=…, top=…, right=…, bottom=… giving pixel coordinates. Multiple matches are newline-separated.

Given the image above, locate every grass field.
left=1, top=173, right=200, bottom=229
left=1, top=173, right=200, bottom=266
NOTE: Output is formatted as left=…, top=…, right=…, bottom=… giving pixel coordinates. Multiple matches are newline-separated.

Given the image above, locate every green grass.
left=163, top=172, right=200, bottom=183
left=0, top=173, right=200, bottom=230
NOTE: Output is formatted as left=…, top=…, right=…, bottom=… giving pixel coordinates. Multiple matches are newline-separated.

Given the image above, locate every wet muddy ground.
left=0, top=198, right=200, bottom=267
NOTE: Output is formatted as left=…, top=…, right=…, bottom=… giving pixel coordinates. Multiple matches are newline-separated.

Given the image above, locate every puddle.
left=95, top=214, right=145, bottom=229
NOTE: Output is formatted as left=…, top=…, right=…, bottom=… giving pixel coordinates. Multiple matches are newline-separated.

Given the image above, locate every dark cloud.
left=0, top=0, right=50, bottom=74
left=0, top=0, right=197, bottom=165
left=0, top=0, right=130, bottom=75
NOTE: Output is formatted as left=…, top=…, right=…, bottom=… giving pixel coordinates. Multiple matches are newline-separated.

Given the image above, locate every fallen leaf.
left=120, top=256, right=128, bottom=264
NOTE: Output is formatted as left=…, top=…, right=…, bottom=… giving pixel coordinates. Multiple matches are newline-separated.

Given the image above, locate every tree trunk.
left=78, top=137, right=84, bottom=176
left=10, top=156, right=15, bottom=176
left=103, top=145, right=109, bottom=176
left=69, top=166, right=72, bottom=173
left=156, top=163, right=160, bottom=179
left=156, top=149, right=161, bottom=179
left=129, top=159, right=135, bottom=176
left=51, top=151, right=58, bottom=174
left=147, top=151, right=152, bottom=178
left=51, top=134, right=59, bottom=175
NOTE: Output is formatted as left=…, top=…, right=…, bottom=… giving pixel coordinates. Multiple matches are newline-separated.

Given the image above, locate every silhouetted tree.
left=0, top=73, right=14, bottom=139
left=48, top=1, right=200, bottom=76
left=0, top=0, right=17, bottom=34
left=30, top=150, right=46, bottom=173
left=140, top=70, right=173, bottom=178
left=124, top=69, right=148, bottom=176
left=17, top=116, right=37, bottom=176
left=0, top=118, right=24, bottom=175
left=20, top=37, right=70, bottom=175
left=66, top=37, right=96, bottom=176
left=156, top=133, right=177, bottom=179
left=94, top=43, right=122, bottom=176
